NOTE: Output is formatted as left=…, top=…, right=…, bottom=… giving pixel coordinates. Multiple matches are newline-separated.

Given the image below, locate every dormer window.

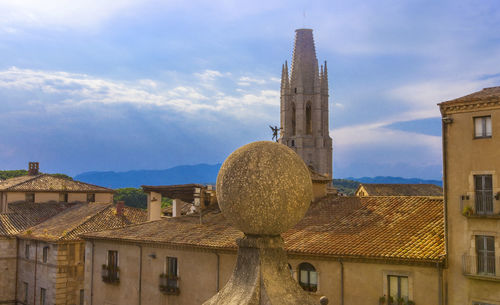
left=474, top=116, right=492, bottom=138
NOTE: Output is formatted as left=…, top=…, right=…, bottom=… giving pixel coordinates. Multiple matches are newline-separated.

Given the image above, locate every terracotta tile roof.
left=357, top=183, right=442, bottom=196
left=83, top=195, right=445, bottom=263
left=0, top=202, right=70, bottom=237
left=440, top=86, right=500, bottom=105
left=18, top=203, right=147, bottom=241
left=0, top=174, right=113, bottom=193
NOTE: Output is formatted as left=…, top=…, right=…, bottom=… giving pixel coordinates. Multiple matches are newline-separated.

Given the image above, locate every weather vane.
left=269, top=125, right=281, bottom=142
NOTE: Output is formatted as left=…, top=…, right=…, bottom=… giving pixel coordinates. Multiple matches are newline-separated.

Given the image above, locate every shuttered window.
left=476, top=235, right=495, bottom=275
left=388, top=275, right=409, bottom=301
left=474, top=175, right=493, bottom=214
left=474, top=116, right=492, bottom=138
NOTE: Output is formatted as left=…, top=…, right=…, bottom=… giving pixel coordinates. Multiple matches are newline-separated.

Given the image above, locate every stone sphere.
left=216, top=141, right=312, bottom=235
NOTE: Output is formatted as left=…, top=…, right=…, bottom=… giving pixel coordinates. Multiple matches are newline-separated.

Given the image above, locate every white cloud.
left=0, top=67, right=279, bottom=119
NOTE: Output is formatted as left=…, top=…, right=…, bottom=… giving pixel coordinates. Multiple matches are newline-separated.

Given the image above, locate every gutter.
left=90, top=241, right=95, bottom=305
left=138, top=245, right=143, bottom=305
left=14, top=238, right=19, bottom=304
left=214, top=251, right=220, bottom=292
left=437, top=262, right=443, bottom=305
left=441, top=114, right=450, bottom=269
left=339, top=259, right=344, bottom=305
left=33, top=241, right=38, bottom=305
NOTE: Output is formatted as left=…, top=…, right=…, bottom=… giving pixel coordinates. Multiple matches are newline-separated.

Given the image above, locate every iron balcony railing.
left=475, top=191, right=494, bottom=215
left=101, top=265, right=120, bottom=283
left=462, top=254, right=500, bottom=279
left=159, top=273, right=180, bottom=295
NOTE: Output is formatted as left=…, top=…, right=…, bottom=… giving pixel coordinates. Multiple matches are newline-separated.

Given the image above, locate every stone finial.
left=216, top=141, right=312, bottom=235
left=204, top=141, right=317, bottom=305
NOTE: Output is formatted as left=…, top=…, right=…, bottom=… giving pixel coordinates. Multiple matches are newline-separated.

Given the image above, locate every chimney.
left=116, top=201, right=125, bottom=216
left=147, top=192, right=162, bottom=221
left=28, top=162, right=39, bottom=176
left=172, top=199, right=181, bottom=217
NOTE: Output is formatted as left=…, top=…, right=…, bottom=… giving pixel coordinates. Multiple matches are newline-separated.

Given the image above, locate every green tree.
left=114, top=188, right=147, bottom=209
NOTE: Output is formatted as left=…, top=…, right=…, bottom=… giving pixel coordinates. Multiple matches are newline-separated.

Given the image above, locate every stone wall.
left=0, top=238, right=18, bottom=305
left=85, top=240, right=443, bottom=305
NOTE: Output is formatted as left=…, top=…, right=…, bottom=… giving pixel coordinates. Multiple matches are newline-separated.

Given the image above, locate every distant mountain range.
left=74, top=163, right=442, bottom=189
left=347, top=176, right=442, bottom=187
left=74, top=164, right=222, bottom=189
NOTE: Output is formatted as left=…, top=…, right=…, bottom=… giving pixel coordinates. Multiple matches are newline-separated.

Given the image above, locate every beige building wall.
left=16, top=239, right=86, bottom=305
left=85, top=240, right=443, bottom=305
left=95, top=193, right=113, bottom=203
left=34, top=193, right=59, bottom=203
left=0, top=238, right=18, bottom=305
left=69, top=193, right=88, bottom=203
left=6, top=192, right=27, bottom=203
left=442, top=105, right=500, bottom=304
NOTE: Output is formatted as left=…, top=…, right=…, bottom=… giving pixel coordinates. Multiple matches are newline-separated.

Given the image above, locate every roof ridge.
left=81, top=216, right=161, bottom=239
left=4, top=174, right=44, bottom=190
left=45, top=175, right=114, bottom=192
left=58, top=203, right=112, bottom=240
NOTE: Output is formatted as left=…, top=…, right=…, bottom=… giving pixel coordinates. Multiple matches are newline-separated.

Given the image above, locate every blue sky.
left=1, top=0, right=499, bottom=179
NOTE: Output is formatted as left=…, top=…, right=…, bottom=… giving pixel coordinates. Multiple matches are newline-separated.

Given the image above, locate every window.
left=288, top=263, right=293, bottom=277
left=475, top=175, right=493, bottom=215
left=23, top=282, right=28, bottom=303
left=298, top=262, right=318, bottom=292
left=25, top=193, right=35, bottom=203
left=160, top=257, right=179, bottom=294
left=40, top=288, right=46, bottom=305
left=59, top=193, right=68, bottom=202
left=25, top=244, right=30, bottom=259
left=388, top=275, right=408, bottom=302
left=43, top=246, right=49, bottom=263
left=306, top=102, right=312, bottom=135
left=291, top=103, right=296, bottom=136
left=102, top=250, right=119, bottom=283
left=474, top=116, right=492, bottom=138
left=79, top=289, right=84, bottom=305
left=476, top=235, right=495, bottom=275
left=87, top=193, right=95, bottom=203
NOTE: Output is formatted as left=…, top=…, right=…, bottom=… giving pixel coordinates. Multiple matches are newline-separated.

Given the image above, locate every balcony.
left=102, top=265, right=120, bottom=284
left=159, top=273, right=180, bottom=295
left=462, top=254, right=500, bottom=281
left=460, top=193, right=500, bottom=218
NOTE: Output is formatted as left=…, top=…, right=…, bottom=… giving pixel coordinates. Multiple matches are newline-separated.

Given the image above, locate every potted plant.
left=387, top=296, right=394, bottom=305
left=462, top=205, right=473, bottom=216
left=407, top=301, right=415, bottom=305
left=397, top=297, right=404, bottom=305
left=379, top=296, right=386, bottom=304
left=101, top=264, right=108, bottom=279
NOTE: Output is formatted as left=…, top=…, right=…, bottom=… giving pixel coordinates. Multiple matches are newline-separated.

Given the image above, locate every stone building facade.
left=0, top=163, right=114, bottom=213
left=278, top=29, right=333, bottom=180
left=15, top=202, right=146, bottom=305
left=83, top=195, right=446, bottom=305
left=440, top=87, right=500, bottom=305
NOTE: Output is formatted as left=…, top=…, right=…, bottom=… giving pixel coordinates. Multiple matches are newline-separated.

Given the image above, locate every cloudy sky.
left=1, top=0, right=499, bottom=179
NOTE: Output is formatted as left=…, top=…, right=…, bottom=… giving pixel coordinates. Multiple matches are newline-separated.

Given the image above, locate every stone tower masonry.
left=279, top=29, right=333, bottom=180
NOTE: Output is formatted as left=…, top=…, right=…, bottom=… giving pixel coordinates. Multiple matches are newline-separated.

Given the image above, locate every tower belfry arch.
left=279, top=29, right=333, bottom=180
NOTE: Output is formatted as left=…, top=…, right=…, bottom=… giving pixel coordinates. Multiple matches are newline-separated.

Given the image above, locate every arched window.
left=291, top=103, right=296, bottom=136
left=298, top=262, right=318, bottom=292
left=306, top=102, right=312, bottom=135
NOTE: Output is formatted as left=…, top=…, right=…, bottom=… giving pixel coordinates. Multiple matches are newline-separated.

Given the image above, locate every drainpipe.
left=33, top=241, right=38, bottom=305
left=214, top=251, right=220, bottom=292
left=90, top=241, right=95, bottom=305
left=437, top=262, right=443, bottom=305
left=339, top=259, right=344, bottom=305
left=14, top=238, right=19, bottom=304
left=138, top=245, right=143, bottom=305
left=441, top=115, right=450, bottom=269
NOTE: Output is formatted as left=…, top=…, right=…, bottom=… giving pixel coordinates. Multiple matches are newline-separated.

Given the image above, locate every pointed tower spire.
left=290, top=29, right=318, bottom=94
left=323, top=60, right=329, bottom=92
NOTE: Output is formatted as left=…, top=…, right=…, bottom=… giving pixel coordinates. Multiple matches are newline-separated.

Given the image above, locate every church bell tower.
left=279, top=29, right=333, bottom=180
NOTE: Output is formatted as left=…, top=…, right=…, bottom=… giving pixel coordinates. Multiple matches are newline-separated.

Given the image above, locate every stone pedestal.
left=204, top=235, right=317, bottom=305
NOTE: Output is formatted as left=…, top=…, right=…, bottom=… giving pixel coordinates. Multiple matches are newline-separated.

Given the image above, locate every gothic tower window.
left=292, top=103, right=296, bottom=136
left=306, top=102, right=312, bottom=135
